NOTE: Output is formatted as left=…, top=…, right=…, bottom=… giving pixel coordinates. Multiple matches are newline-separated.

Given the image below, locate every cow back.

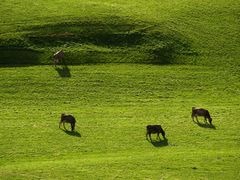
left=54, top=50, right=64, bottom=59
left=193, top=108, right=208, bottom=116
left=61, top=114, right=76, bottom=123
left=147, top=125, right=162, bottom=133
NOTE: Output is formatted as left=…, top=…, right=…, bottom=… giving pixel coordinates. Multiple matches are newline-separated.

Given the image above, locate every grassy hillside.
left=0, top=64, right=239, bottom=179
left=0, top=0, right=239, bottom=65
left=0, top=0, right=240, bottom=179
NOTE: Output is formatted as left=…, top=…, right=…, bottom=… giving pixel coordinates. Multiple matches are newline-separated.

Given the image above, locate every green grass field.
left=1, top=0, right=239, bottom=66
left=0, top=0, right=240, bottom=179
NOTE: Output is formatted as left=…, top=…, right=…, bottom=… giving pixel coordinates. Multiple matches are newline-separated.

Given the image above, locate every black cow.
left=59, top=113, right=76, bottom=131
left=192, top=107, right=212, bottom=124
left=146, top=125, right=166, bottom=141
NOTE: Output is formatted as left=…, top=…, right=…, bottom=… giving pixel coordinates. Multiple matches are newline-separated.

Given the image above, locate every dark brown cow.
left=53, top=50, right=64, bottom=66
left=192, top=107, right=212, bottom=124
left=59, top=113, right=76, bottom=131
left=146, top=125, right=165, bottom=141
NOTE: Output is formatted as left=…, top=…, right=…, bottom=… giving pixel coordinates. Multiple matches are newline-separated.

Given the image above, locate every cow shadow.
left=147, top=137, right=168, bottom=147
left=55, top=65, right=71, bottom=78
left=61, top=129, right=81, bottom=137
left=193, top=120, right=216, bottom=129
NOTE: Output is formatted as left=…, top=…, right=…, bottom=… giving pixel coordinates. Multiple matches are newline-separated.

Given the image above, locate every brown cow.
left=192, top=107, right=212, bottom=124
left=146, top=125, right=166, bottom=141
left=53, top=50, right=64, bottom=66
left=59, top=113, right=76, bottom=131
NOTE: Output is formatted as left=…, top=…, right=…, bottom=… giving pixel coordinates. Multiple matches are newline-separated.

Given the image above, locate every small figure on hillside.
left=146, top=125, right=166, bottom=141
left=59, top=113, right=76, bottom=131
left=192, top=107, right=212, bottom=124
left=53, top=50, right=64, bottom=66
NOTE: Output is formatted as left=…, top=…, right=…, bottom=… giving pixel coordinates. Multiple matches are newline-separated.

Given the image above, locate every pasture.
left=0, top=0, right=240, bottom=179
left=0, top=64, right=239, bottom=179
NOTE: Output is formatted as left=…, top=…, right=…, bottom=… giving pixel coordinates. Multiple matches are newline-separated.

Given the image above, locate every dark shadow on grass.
left=193, top=120, right=216, bottom=129
left=61, top=129, right=81, bottom=137
left=25, top=17, right=143, bottom=48
left=147, top=137, right=168, bottom=147
left=55, top=64, right=71, bottom=78
left=0, top=47, right=42, bottom=66
left=23, top=17, right=197, bottom=65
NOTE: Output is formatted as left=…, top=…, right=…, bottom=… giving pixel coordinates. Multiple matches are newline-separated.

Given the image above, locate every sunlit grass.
left=0, top=0, right=239, bottom=179
left=0, top=64, right=239, bottom=179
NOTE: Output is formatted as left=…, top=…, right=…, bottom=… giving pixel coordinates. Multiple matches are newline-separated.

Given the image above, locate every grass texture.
left=0, top=64, right=239, bottom=179
left=0, top=0, right=239, bottom=66
left=0, top=0, right=240, bottom=179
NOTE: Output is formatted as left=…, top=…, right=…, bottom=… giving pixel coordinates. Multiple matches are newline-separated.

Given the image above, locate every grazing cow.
left=146, top=125, right=165, bottom=141
left=192, top=107, right=212, bottom=124
left=53, top=50, right=64, bottom=66
left=59, top=113, right=76, bottom=131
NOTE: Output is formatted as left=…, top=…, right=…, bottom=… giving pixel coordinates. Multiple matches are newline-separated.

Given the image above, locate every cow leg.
left=208, top=118, right=212, bottom=125
left=204, top=116, right=207, bottom=123
left=53, top=58, right=56, bottom=66
left=59, top=122, right=62, bottom=128
left=149, top=134, right=152, bottom=141
left=195, top=116, right=199, bottom=122
left=191, top=114, right=195, bottom=121
left=146, top=132, right=149, bottom=140
left=53, top=58, right=59, bottom=67
left=63, top=122, right=67, bottom=130
left=71, top=123, right=74, bottom=131
left=192, top=114, right=198, bottom=122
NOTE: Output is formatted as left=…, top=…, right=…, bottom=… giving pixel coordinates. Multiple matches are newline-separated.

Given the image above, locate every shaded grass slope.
left=0, top=17, right=195, bottom=65
left=0, top=0, right=239, bottom=66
